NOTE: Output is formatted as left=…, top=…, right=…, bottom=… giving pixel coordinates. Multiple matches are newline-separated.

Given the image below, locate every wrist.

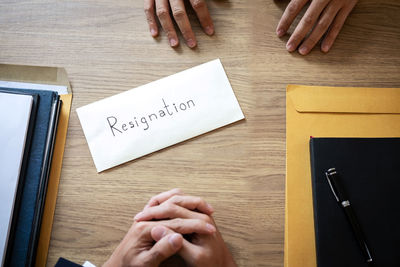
left=224, top=257, right=237, bottom=267
left=103, top=249, right=123, bottom=267
left=223, top=248, right=237, bottom=267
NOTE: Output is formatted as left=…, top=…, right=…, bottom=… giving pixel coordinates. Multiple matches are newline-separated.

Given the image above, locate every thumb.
left=145, top=231, right=183, bottom=266
left=152, top=225, right=203, bottom=266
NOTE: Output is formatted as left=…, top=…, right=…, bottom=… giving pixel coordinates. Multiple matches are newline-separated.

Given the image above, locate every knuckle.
left=144, top=4, right=152, bottom=14
left=289, top=35, right=300, bottom=45
left=146, top=16, right=155, bottom=24
left=317, top=18, right=330, bottom=29
left=172, top=8, right=186, bottom=19
left=134, top=221, right=148, bottom=232
left=193, top=196, right=206, bottom=208
left=171, top=218, right=184, bottom=231
left=161, top=27, right=175, bottom=39
left=307, top=37, right=317, bottom=45
left=195, top=196, right=205, bottom=204
left=181, top=29, right=193, bottom=38
left=303, top=15, right=314, bottom=27
left=173, top=188, right=183, bottom=194
left=193, top=250, right=206, bottom=263
left=156, top=8, right=169, bottom=19
left=287, top=1, right=299, bottom=15
left=173, top=217, right=183, bottom=224
left=170, top=188, right=183, bottom=196
left=149, top=196, right=157, bottom=204
left=127, top=226, right=137, bottom=238
left=192, top=0, right=206, bottom=10
left=170, top=195, right=181, bottom=204
left=193, top=219, right=204, bottom=228
left=199, top=213, right=212, bottom=223
left=163, top=218, right=179, bottom=233
left=331, top=23, right=342, bottom=33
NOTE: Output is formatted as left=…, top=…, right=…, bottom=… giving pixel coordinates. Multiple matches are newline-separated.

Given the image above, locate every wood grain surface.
left=0, top=0, right=399, bottom=266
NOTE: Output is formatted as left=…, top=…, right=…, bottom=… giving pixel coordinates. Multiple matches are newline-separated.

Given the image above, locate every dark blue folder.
left=0, top=87, right=60, bottom=267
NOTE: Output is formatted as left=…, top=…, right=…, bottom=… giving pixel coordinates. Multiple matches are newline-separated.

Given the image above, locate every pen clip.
left=325, top=168, right=339, bottom=202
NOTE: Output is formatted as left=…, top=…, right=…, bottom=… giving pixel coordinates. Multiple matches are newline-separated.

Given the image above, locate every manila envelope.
left=285, top=85, right=400, bottom=267
left=0, top=64, right=72, bottom=267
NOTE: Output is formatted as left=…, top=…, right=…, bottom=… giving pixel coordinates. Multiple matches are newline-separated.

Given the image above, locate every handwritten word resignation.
left=107, top=98, right=196, bottom=136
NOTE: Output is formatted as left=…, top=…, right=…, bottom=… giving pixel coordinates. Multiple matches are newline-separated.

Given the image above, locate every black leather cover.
left=55, top=258, right=83, bottom=267
left=310, top=138, right=400, bottom=267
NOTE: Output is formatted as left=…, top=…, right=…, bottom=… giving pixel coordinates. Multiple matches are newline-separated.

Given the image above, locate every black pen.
left=325, top=168, right=373, bottom=264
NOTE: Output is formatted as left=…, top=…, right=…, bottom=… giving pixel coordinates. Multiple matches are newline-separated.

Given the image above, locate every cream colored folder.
left=285, top=85, right=400, bottom=267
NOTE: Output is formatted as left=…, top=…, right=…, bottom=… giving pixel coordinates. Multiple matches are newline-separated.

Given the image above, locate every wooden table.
left=1, top=0, right=399, bottom=266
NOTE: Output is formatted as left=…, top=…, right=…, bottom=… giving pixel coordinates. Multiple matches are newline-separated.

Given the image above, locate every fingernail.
left=206, top=203, right=214, bottom=213
left=322, top=44, right=330, bottom=53
left=134, top=211, right=144, bottom=221
left=276, top=29, right=285, bottom=37
left=286, top=42, right=295, bottom=52
left=169, top=38, right=178, bottom=47
left=206, top=223, right=216, bottom=233
left=187, top=39, right=196, bottom=48
left=299, top=46, right=308, bottom=55
left=150, top=29, right=157, bottom=37
left=168, top=233, right=182, bottom=248
left=144, top=204, right=149, bottom=209
left=205, top=26, right=214, bottom=35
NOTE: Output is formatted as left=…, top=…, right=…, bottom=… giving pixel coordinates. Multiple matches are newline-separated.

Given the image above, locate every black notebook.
left=55, top=258, right=82, bottom=267
left=310, top=138, right=400, bottom=267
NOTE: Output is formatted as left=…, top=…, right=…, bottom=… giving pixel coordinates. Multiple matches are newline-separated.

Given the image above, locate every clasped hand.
left=103, top=189, right=236, bottom=267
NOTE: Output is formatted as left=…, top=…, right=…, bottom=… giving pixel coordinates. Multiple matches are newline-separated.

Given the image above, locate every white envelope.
left=77, top=59, right=245, bottom=172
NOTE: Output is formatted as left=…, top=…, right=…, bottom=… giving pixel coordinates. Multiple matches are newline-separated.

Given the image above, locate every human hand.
left=144, top=0, right=214, bottom=48
left=276, top=0, right=358, bottom=55
left=135, top=189, right=237, bottom=267
left=102, top=223, right=182, bottom=267
left=103, top=200, right=216, bottom=267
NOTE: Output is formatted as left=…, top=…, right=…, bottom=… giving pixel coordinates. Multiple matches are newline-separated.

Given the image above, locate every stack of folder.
left=285, top=85, right=400, bottom=267
left=0, top=64, right=72, bottom=267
